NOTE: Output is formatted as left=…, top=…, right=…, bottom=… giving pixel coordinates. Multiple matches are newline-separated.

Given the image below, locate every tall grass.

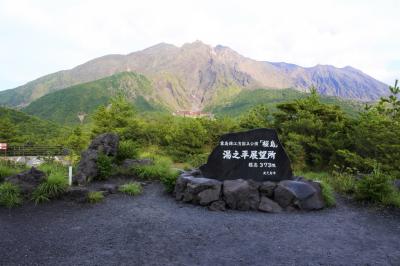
left=0, top=182, right=22, bottom=208
left=30, top=162, right=69, bottom=203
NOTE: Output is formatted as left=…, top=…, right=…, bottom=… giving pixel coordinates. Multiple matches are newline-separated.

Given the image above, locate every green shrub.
left=119, top=182, right=142, bottom=196
left=0, top=182, right=22, bottom=208
left=88, top=191, right=104, bottom=203
left=32, top=173, right=68, bottom=204
left=116, top=140, right=139, bottom=163
left=319, top=181, right=336, bottom=207
left=96, top=153, right=113, bottom=180
left=355, top=168, right=394, bottom=203
left=131, top=155, right=179, bottom=192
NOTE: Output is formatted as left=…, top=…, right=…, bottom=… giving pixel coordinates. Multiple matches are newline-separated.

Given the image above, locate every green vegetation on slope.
left=205, top=88, right=362, bottom=117
left=22, top=72, right=167, bottom=125
left=0, top=106, right=64, bottom=144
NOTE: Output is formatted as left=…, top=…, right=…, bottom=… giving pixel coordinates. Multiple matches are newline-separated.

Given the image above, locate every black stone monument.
left=200, top=128, right=293, bottom=181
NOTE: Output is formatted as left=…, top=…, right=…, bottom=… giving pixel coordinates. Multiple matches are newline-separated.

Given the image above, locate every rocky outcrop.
left=174, top=170, right=327, bottom=212
left=74, top=133, right=119, bottom=185
left=5, top=167, right=46, bottom=195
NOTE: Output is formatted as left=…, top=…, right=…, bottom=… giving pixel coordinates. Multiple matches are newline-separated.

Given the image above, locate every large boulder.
left=88, top=133, right=119, bottom=156
left=175, top=175, right=222, bottom=206
left=296, top=181, right=325, bottom=210
left=74, top=133, right=119, bottom=185
left=5, top=167, right=46, bottom=195
left=223, top=179, right=260, bottom=211
left=274, top=180, right=325, bottom=210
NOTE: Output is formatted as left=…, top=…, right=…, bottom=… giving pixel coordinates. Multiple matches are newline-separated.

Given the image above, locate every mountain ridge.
left=0, top=41, right=389, bottom=109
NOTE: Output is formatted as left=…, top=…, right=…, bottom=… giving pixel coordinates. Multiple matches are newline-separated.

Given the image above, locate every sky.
left=0, top=0, right=399, bottom=91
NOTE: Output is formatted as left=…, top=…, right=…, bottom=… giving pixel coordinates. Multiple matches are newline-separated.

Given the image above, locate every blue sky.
left=0, top=0, right=399, bottom=91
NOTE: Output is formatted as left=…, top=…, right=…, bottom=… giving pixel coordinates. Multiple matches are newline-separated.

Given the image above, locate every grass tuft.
left=0, top=182, right=22, bottom=208
left=88, top=191, right=104, bottom=203
left=119, top=182, right=142, bottom=196
left=32, top=173, right=68, bottom=204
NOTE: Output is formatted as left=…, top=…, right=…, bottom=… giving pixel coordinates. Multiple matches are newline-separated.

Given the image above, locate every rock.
left=394, top=180, right=400, bottom=190
left=63, top=187, right=89, bottom=203
left=5, top=167, right=46, bottom=195
left=174, top=175, right=191, bottom=201
left=197, top=187, right=221, bottom=206
left=278, top=180, right=316, bottom=200
left=296, top=181, right=325, bottom=210
left=273, top=184, right=295, bottom=208
left=182, top=176, right=222, bottom=205
left=88, top=133, right=119, bottom=156
left=174, top=174, right=222, bottom=205
left=74, top=133, right=119, bottom=185
left=259, top=181, right=276, bottom=198
left=274, top=180, right=325, bottom=210
left=100, top=184, right=118, bottom=194
left=121, top=159, right=153, bottom=169
left=258, top=196, right=282, bottom=213
left=208, top=200, right=226, bottom=211
left=223, top=179, right=260, bottom=211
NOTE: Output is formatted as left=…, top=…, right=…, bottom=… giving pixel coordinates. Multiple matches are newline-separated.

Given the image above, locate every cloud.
left=0, top=0, right=399, bottom=90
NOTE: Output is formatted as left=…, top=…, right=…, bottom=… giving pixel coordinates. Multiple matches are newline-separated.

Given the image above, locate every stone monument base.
left=174, top=169, right=326, bottom=212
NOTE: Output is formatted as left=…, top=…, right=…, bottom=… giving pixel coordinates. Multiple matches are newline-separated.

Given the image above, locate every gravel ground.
left=1, top=182, right=399, bottom=266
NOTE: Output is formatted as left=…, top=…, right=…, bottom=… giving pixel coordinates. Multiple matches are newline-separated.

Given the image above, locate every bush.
left=119, top=182, right=142, bottom=196
left=32, top=173, right=68, bottom=204
left=0, top=182, right=22, bottom=208
left=88, top=191, right=104, bottom=203
left=355, top=168, right=394, bottom=203
left=96, top=153, right=113, bottom=180
left=116, top=140, right=139, bottom=163
left=131, top=155, right=179, bottom=192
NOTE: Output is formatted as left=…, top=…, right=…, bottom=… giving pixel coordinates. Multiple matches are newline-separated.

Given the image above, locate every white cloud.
left=0, top=0, right=399, bottom=90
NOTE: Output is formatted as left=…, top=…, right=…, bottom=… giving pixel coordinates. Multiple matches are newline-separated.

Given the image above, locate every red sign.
left=0, top=143, right=7, bottom=150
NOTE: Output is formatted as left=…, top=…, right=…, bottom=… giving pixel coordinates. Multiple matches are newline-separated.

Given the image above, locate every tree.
left=91, top=96, right=136, bottom=138
left=274, top=88, right=351, bottom=171
left=65, top=126, right=88, bottom=154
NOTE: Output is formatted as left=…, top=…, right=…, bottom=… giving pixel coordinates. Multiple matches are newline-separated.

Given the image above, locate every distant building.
left=172, top=110, right=214, bottom=119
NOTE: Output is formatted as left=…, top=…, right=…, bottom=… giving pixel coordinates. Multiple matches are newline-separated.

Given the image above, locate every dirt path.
left=1, top=182, right=399, bottom=266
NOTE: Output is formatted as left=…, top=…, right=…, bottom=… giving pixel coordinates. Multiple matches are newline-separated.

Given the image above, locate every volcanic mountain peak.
left=0, top=41, right=389, bottom=109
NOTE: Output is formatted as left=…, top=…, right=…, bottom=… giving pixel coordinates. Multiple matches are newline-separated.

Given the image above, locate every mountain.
left=0, top=41, right=389, bottom=110
left=22, top=72, right=167, bottom=125
left=0, top=106, right=64, bottom=144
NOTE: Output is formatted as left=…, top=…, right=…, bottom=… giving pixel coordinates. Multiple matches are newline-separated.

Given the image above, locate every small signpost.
left=0, top=143, right=7, bottom=157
